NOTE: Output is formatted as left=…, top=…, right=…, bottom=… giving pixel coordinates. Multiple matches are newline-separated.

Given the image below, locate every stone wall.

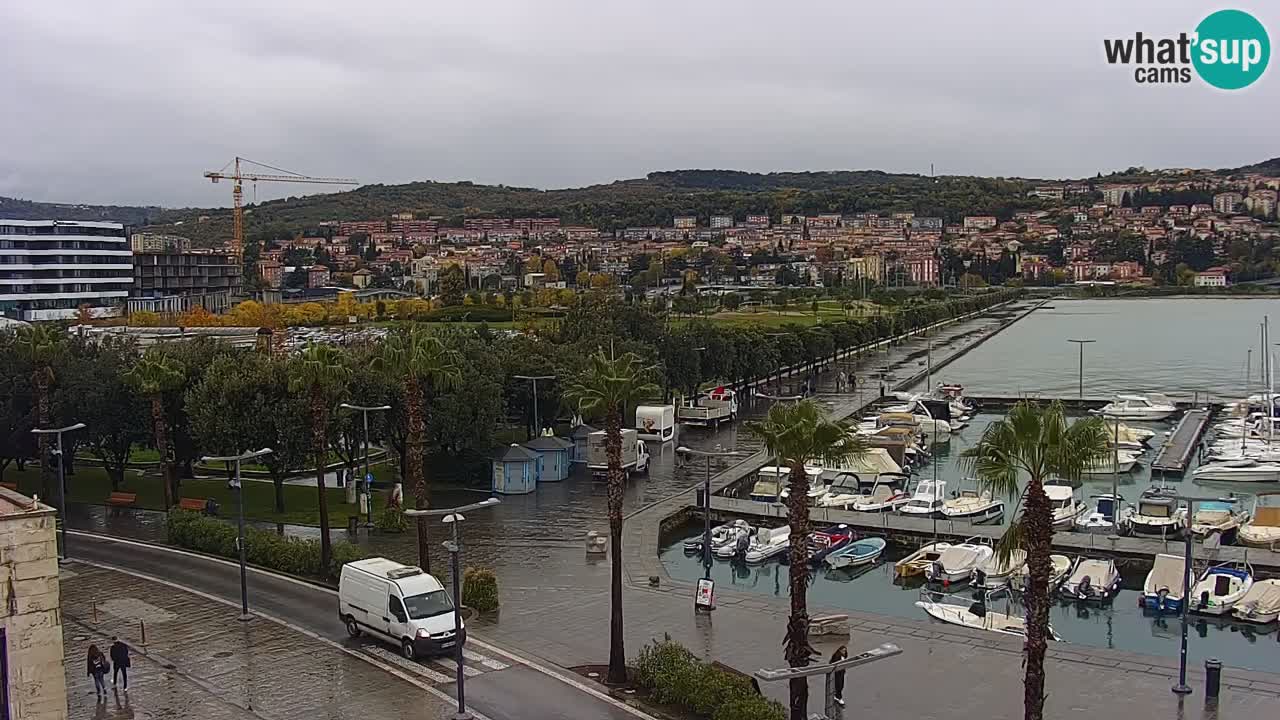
left=0, top=490, right=67, bottom=720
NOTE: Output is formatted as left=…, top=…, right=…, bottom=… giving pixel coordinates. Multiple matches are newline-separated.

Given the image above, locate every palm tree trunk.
left=784, top=461, right=814, bottom=720
left=312, top=390, right=333, bottom=574
left=151, top=396, right=172, bottom=509
left=405, top=378, right=430, bottom=572
left=605, top=407, right=627, bottom=685
left=1022, top=477, right=1053, bottom=720
left=35, top=370, right=52, bottom=498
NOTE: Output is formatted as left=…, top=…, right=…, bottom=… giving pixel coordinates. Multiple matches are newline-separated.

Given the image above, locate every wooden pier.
left=1150, top=408, right=1213, bottom=473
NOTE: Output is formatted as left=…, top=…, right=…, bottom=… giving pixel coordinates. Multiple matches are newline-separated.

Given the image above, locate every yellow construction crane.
left=203, top=156, right=358, bottom=263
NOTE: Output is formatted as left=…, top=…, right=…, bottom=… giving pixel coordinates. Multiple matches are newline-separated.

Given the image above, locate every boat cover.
left=1237, top=580, right=1280, bottom=615
left=1145, top=554, right=1188, bottom=599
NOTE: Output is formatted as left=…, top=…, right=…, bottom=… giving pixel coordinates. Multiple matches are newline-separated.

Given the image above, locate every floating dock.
left=1150, top=408, right=1213, bottom=473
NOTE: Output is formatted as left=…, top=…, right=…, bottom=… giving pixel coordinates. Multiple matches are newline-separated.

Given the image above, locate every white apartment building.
left=0, top=220, right=133, bottom=321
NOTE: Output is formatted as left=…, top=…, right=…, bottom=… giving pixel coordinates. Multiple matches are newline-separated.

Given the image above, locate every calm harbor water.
left=931, top=298, right=1280, bottom=400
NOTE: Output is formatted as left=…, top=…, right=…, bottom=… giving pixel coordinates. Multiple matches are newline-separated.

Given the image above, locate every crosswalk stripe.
left=362, top=646, right=455, bottom=684
left=432, top=656, right=485, bottom=677
left=464, top=649, right=510, bottom=671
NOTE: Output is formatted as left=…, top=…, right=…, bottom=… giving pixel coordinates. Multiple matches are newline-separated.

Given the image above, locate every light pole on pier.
left=1067, top=339, right=1096, bottom=399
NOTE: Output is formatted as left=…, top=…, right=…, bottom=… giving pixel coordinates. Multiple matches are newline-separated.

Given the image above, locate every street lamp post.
left=1067, top=339, right=1096, bottom=399
left=677, top=446, right=746, bottom=587
left=201, top=448, right=273, bottom=620
left=339, top=403, right=391, bottom=527
left=405, top=498, right=500, bottom=720
left=31, top=422, right=86, bottom=561
left=1170, top=494, right=1233, bottom=696
left=513, top=375, right=555, bottom=439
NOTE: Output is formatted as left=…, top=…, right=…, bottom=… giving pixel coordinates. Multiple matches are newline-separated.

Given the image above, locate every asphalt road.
left=68, top=531, right=648, bottom=720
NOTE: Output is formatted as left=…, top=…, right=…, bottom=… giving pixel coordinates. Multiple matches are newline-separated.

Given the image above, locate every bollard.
left=140, top=620, right=146, bottom=645
left=1204, top=658, right=1222, bottom=700
left=92, top=599, right=97, bottom=623
left=346, top=515, right=359, bottom=534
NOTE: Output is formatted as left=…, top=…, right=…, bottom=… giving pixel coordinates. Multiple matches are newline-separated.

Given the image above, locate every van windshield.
left=403, top=590, right=453, bottom=620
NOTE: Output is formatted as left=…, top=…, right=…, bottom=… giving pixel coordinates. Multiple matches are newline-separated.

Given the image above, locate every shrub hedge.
left=462, top=567, right=499, bottom=612
left=375, top=505, right=408, bottom=533
left=167, top=510, right=366, bottom=581
left=634, top=637, right=783, bottom=720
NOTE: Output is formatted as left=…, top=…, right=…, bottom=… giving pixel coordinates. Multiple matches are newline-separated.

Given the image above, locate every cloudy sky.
left=2, top=1, right=1276, bottom=207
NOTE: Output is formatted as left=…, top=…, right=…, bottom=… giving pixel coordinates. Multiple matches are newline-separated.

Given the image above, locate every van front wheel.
left=344, top=617, right=361, bottom=638
left=401, top=639, right=417, bottom=661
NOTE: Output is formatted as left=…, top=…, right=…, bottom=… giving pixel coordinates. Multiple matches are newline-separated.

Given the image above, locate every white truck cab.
left=338, top=557, right=463, bottom=660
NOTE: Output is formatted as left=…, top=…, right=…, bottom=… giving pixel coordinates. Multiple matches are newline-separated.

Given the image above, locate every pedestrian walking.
left=109, top=637, right=131, bottom=689
left=87, top=645, right=110, bottom=699
left=829, top=645, right=848, bottom=707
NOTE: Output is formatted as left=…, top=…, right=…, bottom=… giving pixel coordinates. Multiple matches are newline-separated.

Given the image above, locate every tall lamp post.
left=677, top=446, right=746, bottom=587
left=513, top=375, right=555, bottom=439
left=202, top=448, right=273, bottom=620
left=339, top=403, right=391, bottom=527
left=405, top=497, right=501, bottom=720
left=31, top=422, right=85, bottom=561
left=1067, top=339, right=1096, bottom=399
left=1170, top=494, right=1234, bottom=696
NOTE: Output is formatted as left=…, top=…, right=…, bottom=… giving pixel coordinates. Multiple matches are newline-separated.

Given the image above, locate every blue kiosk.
left=522, top=435, right=574, bottom=482
left=492, top=443, right=541, bottom=495
left=568, top=423, right=598, bottom=464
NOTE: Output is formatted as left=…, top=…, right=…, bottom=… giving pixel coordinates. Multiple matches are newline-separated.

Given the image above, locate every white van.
left=338, top=557, right=464, bottom=660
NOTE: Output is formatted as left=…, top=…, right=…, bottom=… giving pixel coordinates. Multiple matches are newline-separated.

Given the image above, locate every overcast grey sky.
left=2, top=1, right=1276, bottom=207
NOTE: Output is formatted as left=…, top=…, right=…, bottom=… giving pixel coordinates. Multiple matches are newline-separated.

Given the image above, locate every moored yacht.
left=1060, top=557, right=1122, bottom=602
left=1045, top=481, right=1089, bottom=530
left=1189, top=500, right=1249, bottom=541
left=924, top=540, right=993, bottom=585
left=899, top=479, right=946, bottom=518
left=1238, top=492, right=1280, bottom=548
left=971, top=549, right=1026, bottom=591
left=940, top=488, right=1005, bottom=523
left=1188, top=563, right=1253, bottom=616
left=1232, top=579, right=1280, bottom=624
left=1192, top=458, right=1280, bottom=483
left=1074, top=494, right=1132, bottom=535
left=1128, top=487, right=1187, bottom=539
left=1096, top=393, right=1178, bottom=421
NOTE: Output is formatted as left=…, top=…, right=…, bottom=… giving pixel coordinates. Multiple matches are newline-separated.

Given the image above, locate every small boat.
left=1238, top=492, right=1280, bottom=548
left=924, top=541, right=993, bottom=585
left=899, top=480, right=946, bottom=518
left=1060, top=557, right=1122, bottom=602
left=1188, top=563, right=1254, bottom=616
left=1012, top=554, right=1075, bottom=592
left=941, top=487, right=1005, bottom=523
left=1128, top=487, right=1187, bottom=539
left=808, top=524, right=855, bottom=566
left=776, top=466, right=830, bottom=502
left=1096, top=393, right=1178, bottom=421
left=743, top=526, right=790, bottom=563
left=824, top=537, right=887, bottom=570
left=850, top=475, right=912, bottom=513
left=1142, top=553, right=1193, bottom=613
left=714, top=528, right=754, bottom=559
left=1193, top=458, right=1280, bottom=483
left=1081, top=449, right=1141, bottom=475
left=684, top=519, right=753, bottom=555
left=1074, top=494, right=1132, bottom=535
left=894, top=541, right=951, bottom=579
left=972, top=549, right=1026, bottom=591
left=1232, top=579, right=1280, bottom=624
left=915, top=595, right=1062, bottom=640
left=1105, top=420, right=1156, bottom=449
left=1046, top=481, right=1089, bottom=530
left=1189, top=500, right=1249, bottom=541
left=749, top=465, right=824, bottom=502
left=816, top=472, right=864, bottom=509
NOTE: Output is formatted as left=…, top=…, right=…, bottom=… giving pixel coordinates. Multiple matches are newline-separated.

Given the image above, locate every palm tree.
left=960, top=401, right=1109, bottom=720
left=746, top=399, right=866, bottom=720
left=125, top=351, right=186, bottom=509
left=565, top=350, right=659, bottom=686
left=373, top=328, right=461, bottom=572
left=16, top=326, right=64, bottom=498
left=288, top=343, right=352, bottom=572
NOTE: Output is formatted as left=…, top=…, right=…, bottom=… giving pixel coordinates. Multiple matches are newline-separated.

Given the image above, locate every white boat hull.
left=1193, top=464, right=1280, bottom=483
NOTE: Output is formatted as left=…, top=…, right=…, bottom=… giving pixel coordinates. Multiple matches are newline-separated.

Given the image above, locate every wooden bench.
left=178, top=498, right=208, bottom=512
left=106, top=492, right=138, bottom=507
left=0, top=482, right=18, bottom=493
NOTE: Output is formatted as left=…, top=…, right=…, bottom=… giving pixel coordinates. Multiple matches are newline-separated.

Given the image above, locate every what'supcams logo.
left=1104, top=9, right=1269, bottom=89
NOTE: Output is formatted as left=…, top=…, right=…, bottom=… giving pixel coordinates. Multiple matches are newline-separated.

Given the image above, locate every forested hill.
left=0, top=195, right=165, bottom=227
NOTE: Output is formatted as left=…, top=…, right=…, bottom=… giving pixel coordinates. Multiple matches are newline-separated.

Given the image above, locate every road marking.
left=360, top=646, right=455, bottom=684
left=432, top=656, right=484, bottom=677
left=464, top=649, right=510, bottom=671
left=66, top=558, right=493, bottom=720
left=68, top=532, right=658, bottom=720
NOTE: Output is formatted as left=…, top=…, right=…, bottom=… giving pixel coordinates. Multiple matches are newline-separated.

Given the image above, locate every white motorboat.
left=1074, top=494, right=1132, bottom=535
left=915, top=596, right=1062, bottom=640
left=750, top=465, right=824, bottom=502
left=1096, top=393, right=1178, bottom=421
left=1142, top=553, right=1193, bottom=613
left=1045, top=481, right=1089, bottom=530
left=1238, top=491, right=1280, bottom=548
left=1060, top=557, right=1122, bottom=602
left=899, top=480, right=945, bottom=518
left=1104, top=420, right=1156, bottom=448
left=941, top=488, right=1005, bottom=523
left=1189, top=500, right=1249, bottom=540
left=1192, top=458, right=1280, bottom=483
left=1188, top=563, right=1254, bottom=616
left=1232, top=579, right=1280, bottom=624
left=743, top=526, right=790, bottom=563
left=816, top=472, right=863, bottom=509
left=971, top=549, right=1026, bottom=591
left=1128, top=487, right=1187, bottom=539
left=1011, top=554, right=1075, bottom=592
left=850, top=476, right=912, bottom=513
left=1081, top=449, right=1141, bottom=475
left=924, top=541, right=993, bottom=585
left=894, top=541, right=951, bottom=579
left=824, top=537, right=887, bottom=570
left=714, top=526, right=755, bottom=558
left=684, top=519, right=752, bottom=555
left=818, top=472, right=910, bottom=511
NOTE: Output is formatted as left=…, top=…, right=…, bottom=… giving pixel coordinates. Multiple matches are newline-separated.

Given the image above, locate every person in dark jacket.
left=828, top=645, right=848, bottom=706
left=87, top=644, right=110, bottom=698
left=109, top=637, right=131, bottom=689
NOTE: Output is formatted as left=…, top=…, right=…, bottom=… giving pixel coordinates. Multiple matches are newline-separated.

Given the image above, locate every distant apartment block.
left=130, top=248, right=241, bottom=314
left=1195, top=266, right=1229, bottom=287
left=911, top=217, right=944, bottom=230
left=808, top=214, right=841, bottom=228
left=962, top=216, right=997, bottom=230
left=257, top=259, right=284, bottom=288
left=846, top=254, right=884, bottom=283
left=744, top=214, right=770, bottom=227
left=673, top=216, right=697, bottom=229
left=1213, top=192, right=1243, bottom=214
left=1102, top=186, right=1134, bottom=206
left=339, top=220, right=388, bottom=235
left=780, top=214, right=804, bottom=227
left=464, top=218, right=513, bottom=231
left=130, top=232, right=192, bottom=253
left=391, top=212, right=415, bottom=221
left=710, top=215, right=734, bottom=229
left=390, top=219, right=438, bottom=233
left=0, top=219, right=133, bottom=321
left=1030, top=186, right=1065, bottom=200
left=904, top=255, right=940, bottom=286
left=308, top=265, right=331, bottom=288
left=1246, top=189, right=1277, bottom=218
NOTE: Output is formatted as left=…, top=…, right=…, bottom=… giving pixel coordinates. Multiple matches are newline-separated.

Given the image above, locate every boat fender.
left=1156, top=588, right=1170, bottom=612
left=974, top=569, right=987, bottom=587
left=1199, top=590, right=1211, bottom=608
